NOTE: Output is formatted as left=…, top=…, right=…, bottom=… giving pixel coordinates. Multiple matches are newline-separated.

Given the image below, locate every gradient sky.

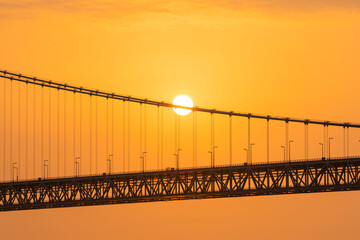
left=1, top=1, right=360, bottom=239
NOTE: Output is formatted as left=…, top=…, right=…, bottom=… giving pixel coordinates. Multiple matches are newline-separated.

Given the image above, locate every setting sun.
left=172, top=95, right=193, bottom=116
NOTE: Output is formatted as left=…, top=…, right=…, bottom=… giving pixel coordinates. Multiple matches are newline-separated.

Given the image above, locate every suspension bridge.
left=0, top=70, right=360, bottom=212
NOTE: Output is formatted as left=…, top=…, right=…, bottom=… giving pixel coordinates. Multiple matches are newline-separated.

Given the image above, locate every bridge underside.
left=1, top=158, right=360, bottom=211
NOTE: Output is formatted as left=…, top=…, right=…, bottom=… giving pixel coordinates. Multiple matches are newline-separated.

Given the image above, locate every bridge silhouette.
left=0, top=70, right=360, bottom=211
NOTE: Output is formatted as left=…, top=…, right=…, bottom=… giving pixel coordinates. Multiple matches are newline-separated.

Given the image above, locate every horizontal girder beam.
left=1, top=157, right=360, bottom=211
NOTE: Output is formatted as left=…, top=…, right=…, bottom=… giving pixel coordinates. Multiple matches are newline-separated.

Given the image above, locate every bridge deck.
left=1, top=157, right=360, bottom=211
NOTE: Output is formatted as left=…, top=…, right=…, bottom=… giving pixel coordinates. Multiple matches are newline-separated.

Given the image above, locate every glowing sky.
left=1, top=0, right=360, bottom=239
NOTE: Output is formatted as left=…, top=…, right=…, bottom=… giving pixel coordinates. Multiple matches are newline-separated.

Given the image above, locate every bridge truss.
left=1, top=157, right=360, bottom=211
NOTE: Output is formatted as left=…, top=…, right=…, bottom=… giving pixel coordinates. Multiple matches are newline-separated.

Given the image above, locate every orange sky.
left=1, top=0, right=360, bottom=239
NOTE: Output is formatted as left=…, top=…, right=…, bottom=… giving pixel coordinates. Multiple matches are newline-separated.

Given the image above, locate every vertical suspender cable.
left=80, top=93, right=82, bottom=175
left=285, top=121, right=289, bottom=161
left=248, top=116, right=250, bottom=163
left=48, top=87, right=51, bottom=177
left=112, top=98, right=114, bottom=172
left=3, top=80, right=5, bottom=181
left=106, top=98, right=109, bottom=168
left=26, top=83, right=28, bottom=179
left=10, top=80, right=12, bottom=179
left=326, top=125, right=329, bottom=158
left=57, top=89, right=60, bottom=178
left=140, top=103, right=142, bottom=171
left=323, top=124, right=326, bottom=159
left=64, top=90, right=66, bottom=177
left=128, top=101, right=130, bottom=171
left=144, top=102, right=146, bottom=171
left=193, top=110, right=197, bottom=167
left=346, top=126, right=350, bottom=157
left=157, top=105, right=160, bottom=169
left=90, top=95, right=92, bottom=174
left=211, top=113, right=214, bottom=167
left=306, top=123, right=309, bottom=160
left=161, top=106, right=163, bottom=169
left=123, top=100, right=125, bottom=171
left=73, top=92, right=76, bottom=175
left=41, top=85, right=44, bottom=178
left=178, top=114, right=180, bottom=153
left=343, top=126, right=346, bottom=158
left=96, top=97, right=98, bottom=174
left=229, top=114, right=232, bottom=165
left=33, top=85, right=36, bottom=178
left=18, top=82, right=21, bottom=179
left=266, top=119, right=269, bottom=163
left=193, top=111, right=195, bottom=168
left=177, top=114, right=180, bottom=169
left=174, top=111, right=177, bottom=160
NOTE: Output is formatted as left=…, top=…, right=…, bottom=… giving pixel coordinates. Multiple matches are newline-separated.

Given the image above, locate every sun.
left=173, top=95, right=193, bottom=116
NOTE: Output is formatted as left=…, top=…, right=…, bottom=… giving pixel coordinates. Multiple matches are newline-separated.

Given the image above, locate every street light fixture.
left=140, top=152, right=147, bottom=172
left=243, top=148, right=248, bottom=164
left=13, top=162, right=18, bottom=182
left=208, top=146, right=218, bottom=167
left=75, top=157, right=80, bottom=177
left=281, top=146, right=285, bottom=161
left=44, top=159, right=49, bottom=179
left=107, top=154, right=113, bottom=174
left=173, top=149, right=181, bottom=170
left=319, top=143, right=324, bottom=160
left=328, top=137, right=334, bottom=160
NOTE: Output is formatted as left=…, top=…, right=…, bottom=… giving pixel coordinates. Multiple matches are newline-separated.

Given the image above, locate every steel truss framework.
left=1, top=158, right=360, bottom=211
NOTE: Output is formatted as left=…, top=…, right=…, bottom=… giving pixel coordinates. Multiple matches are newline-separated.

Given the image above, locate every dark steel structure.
left=1, top=157, right=360, bottom=212
left=1, top=69, right=359, bottom=128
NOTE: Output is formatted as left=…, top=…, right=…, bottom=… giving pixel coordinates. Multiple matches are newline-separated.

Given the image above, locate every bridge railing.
left=1, top=155, right=360, bottom=184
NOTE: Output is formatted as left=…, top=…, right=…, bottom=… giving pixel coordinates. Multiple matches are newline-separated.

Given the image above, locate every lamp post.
left=107, top=154, right=113, bottom=174
left=289, top=140, right=294, bottom=162
left=281, top=146, right=285, bottom=161
left=328, top=137, right=333, bottom=160
left=13, top=162, right=18, bottom=182
left=173, top=149, right=181, bottom=170
left=44, top=159, right=49, bottom=179
left=75, top=157, right=80, bottom=177
left=140, top=152, right=147, bottom=172
left=243, top=148, right=248, bottom=164
left=208, top=146, right=218, bottom=167
left=319, top=143, right=324, bottom=160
